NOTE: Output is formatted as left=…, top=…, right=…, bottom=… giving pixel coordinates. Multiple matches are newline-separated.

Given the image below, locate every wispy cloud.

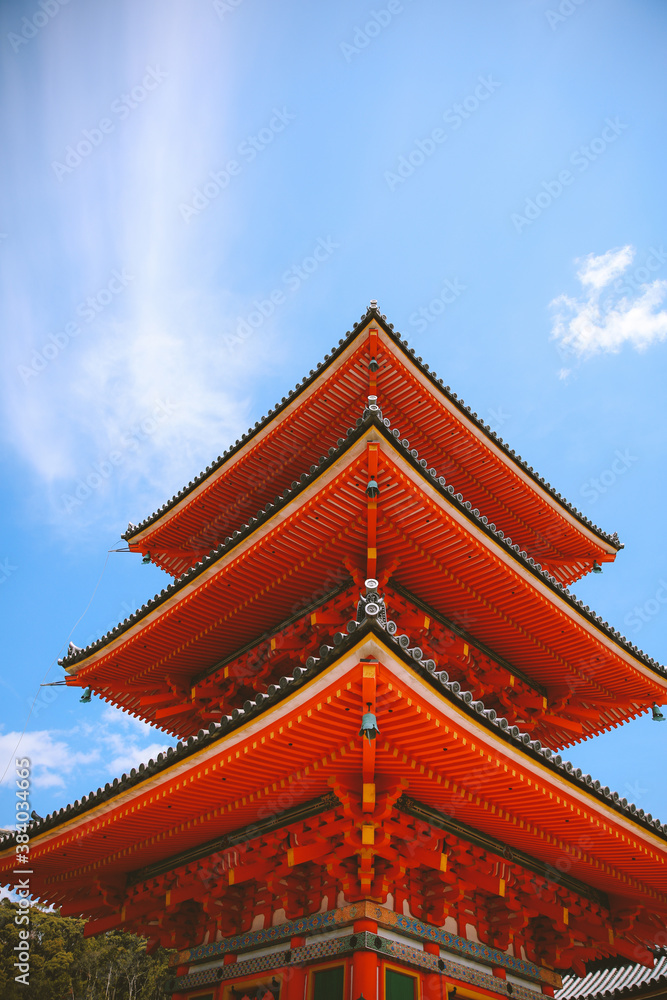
left=0, top=3, right=281, bottom=535
left=95, top=706, right=170, bottom=776
left=550, top=246, right=667, bottom=375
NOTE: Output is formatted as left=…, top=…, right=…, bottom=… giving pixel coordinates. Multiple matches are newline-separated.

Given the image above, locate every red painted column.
left=368, top=326, right=379, bottom=395
left=171, top=963, right=190, bottom=1000
left=282, top=935, right=306, bottom=1000
left=353, top=919, right=378, bottom=999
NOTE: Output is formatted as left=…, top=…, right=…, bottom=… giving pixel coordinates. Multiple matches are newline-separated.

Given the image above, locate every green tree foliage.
left=0, top=899, right=175, bottom=999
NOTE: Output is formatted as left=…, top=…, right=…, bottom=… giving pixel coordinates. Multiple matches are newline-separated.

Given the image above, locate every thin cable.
left=0, top=548, right=113, bottom=786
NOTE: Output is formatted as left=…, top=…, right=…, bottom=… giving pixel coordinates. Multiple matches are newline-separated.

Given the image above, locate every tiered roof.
left=122, top=307, right=620, bottom=583
left=18, top=619, right=667, bottom=846
left=8, top=303, right=666, bottom=986
left=61, top=414, right=666, bottom=745
left=5, top=620, right=667, bottom=970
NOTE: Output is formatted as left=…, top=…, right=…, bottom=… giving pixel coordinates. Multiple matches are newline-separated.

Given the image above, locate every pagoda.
left=3, top=303, right=667, bottom=1000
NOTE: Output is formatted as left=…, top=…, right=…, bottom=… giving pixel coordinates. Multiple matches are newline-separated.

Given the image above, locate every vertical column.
left=170, top=962, right=190, bottom=1000
left=361, top=662, right=378, bottom=793
left=366, top=442, right=379, bottom=581
left=282, top=936, right=306, bottom=1000
left=353, top=918, right=378, bottom=999
left=360, top=661, right=378, bottom=896
left=368, top=326, right=379, bottom=395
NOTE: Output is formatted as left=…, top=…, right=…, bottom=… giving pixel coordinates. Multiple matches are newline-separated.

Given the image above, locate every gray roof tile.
left=557, top=952, right=667, bottom=998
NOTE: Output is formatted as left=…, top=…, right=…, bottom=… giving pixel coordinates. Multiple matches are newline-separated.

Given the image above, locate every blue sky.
left=1, top=0, right=667, bottom=837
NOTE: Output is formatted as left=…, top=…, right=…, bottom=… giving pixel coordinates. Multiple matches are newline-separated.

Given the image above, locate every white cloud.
left=0, top=710, right=170, bottom=828
left=550, top=245, right=667, bottom=364
left=576, top=245, right=635, bottom=290
left=0, top=729, right=97, bottom=792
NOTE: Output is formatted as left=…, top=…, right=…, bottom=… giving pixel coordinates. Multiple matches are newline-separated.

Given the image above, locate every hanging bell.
left=359, top=703, right=380, bottom=743
left=652, top=703, right=665, bottom=722
left=80, top=687, right=92, bottom=704
left=142, top=552, right=152, bottom=565
left=366, top=479, right=380, bottom=499
left=592, top=561, right=602, bottom=574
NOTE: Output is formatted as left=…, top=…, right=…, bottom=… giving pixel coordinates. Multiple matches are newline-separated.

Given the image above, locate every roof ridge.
left=9, top=617, right=667, bottom=852
left=60, top=411, right=664, bottom=680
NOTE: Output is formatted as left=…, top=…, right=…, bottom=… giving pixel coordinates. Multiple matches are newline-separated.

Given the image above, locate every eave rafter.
left=59, top=426, right=666, bottom=747
left=380, top=509, right=623, bottom=713
left=6, top=628, right=667, bottom=974
left=13, top=644, right=667, bottom=908
left=123, top=310, right=619, bottom=586
left=37, top=738, right=356, bottom=899
left=371, top=337, right=603, bottom=583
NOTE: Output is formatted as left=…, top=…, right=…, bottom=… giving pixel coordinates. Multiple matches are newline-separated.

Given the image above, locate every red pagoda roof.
left=32, top=620, right=667, bottom=852
left=6, top=627, right=667, bottom=970
left=123, top=307, right=620, bottom=585
left=16, top=302, right=667, bottom=987
left=60, top=417, right=667, bottom=747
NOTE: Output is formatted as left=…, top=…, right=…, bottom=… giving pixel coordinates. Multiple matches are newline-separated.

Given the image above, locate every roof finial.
left=370, top=299, right=378, bottom=309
